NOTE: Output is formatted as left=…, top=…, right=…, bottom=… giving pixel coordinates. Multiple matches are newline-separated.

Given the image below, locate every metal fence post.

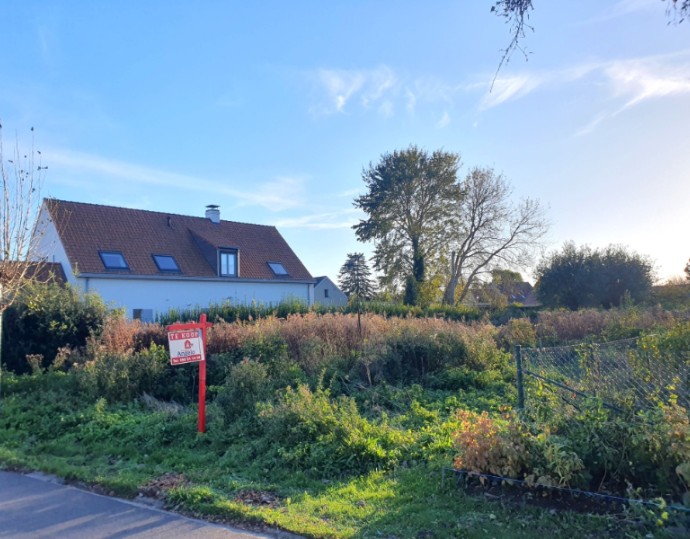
left=516, top=345, right=524, bottom=410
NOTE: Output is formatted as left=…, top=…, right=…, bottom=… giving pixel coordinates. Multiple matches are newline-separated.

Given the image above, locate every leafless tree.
left=0, top=125, right=47, bottom=315
left=442, top=167, right=547, bottom=305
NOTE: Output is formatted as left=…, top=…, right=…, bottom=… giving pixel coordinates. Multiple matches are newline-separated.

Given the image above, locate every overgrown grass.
left=2, top=307, right=690, bottom=537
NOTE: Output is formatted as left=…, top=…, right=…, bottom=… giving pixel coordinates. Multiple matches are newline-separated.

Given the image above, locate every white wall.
left=313, top=277, right=347, bottom=307
left=32, top=206, right=78, bottom=286
left=80, top=276, right=313, bottom=318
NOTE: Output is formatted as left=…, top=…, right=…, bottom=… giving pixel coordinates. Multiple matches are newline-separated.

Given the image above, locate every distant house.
left=32, top=199, right=315, bottom=320
left=313, top=276, right=347, bottom=307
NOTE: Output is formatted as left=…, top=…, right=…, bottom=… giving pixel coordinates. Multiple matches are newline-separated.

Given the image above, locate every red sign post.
left=167, top=314, right=213, bottom=433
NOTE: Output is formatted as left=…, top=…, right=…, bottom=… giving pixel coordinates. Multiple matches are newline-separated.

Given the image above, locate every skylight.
left=153, top=254, right=180, bottom=272
left=268, top=261, right=288, bottom=276
left=99, top=251, right=129, bottom=270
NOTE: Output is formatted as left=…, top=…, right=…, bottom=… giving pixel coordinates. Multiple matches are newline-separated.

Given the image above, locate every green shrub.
left=257, top=385, right=416, bottom=476
left=216, top=359, right=271, bottom=424
left=2, top=281, right=110, bottom=373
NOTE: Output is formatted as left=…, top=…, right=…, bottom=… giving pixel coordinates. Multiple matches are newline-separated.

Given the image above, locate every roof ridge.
left=45, top=198, right=277, bottom=229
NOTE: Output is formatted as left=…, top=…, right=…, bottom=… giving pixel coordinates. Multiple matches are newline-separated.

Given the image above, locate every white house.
left=313, top=276, right=348, bottom=307
left=33, top=199, right=316, bottom=321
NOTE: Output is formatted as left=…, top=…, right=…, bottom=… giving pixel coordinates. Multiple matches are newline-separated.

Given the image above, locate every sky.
left=1, top=0, right=689, bottom=285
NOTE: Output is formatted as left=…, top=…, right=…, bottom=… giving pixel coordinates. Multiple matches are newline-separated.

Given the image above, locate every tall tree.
left=338, top=253, right=376, bottom=301
left=0, top=125, right=46, bottom=315
left=685, top=258, right=690, bottom=281
left=535, top=243, right=654, bottom=310
left=442, top=167, right=547, bottom=305
left=353, top=146, right=463, bottom=305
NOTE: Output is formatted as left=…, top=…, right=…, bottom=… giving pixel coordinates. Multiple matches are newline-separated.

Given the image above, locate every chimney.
left=205, top=204, right=220, bottom=224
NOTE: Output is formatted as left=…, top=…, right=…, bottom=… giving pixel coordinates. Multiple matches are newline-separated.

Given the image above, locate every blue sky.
left=2, top=1, right=689, bottom=284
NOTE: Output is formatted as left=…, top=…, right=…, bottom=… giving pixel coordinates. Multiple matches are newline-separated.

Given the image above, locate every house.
left=313, top=276, right=347, bottom=307
left=33, top=199, right=315, bottom=321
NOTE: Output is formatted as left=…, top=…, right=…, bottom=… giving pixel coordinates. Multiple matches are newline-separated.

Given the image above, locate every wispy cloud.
left=309, top=65, right=468, bottom=117
left=274, top=208, right=360, bottom=230
left=605, top=55, right=690, bottom=110
left=311, top=66, right=395, bottom=114
left=480, top=74, right=546, bottom=109
left=436, top=111, right=450, bottom=128
left=45, top=148, right=305, bottom=211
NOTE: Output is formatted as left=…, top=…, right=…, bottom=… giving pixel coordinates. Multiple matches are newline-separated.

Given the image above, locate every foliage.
left=453, top=408, right=531, bottom=478
left=2, top=280, right=109, bottom=373
left=257, top=384, right=417, bottom=475
left=337, top=252, right=376, bottom=301
left=0, top=125, right=47, bottom=315
left=443, top=167, right=547, bottom=305
left=685, top=258, right=690, bottom=281
left=353, top=145, right=463, bottom=305
left=535, top=242, right=654, bottom=310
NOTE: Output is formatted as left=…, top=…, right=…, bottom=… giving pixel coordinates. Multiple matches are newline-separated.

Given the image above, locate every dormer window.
left=99, top=251, right=129, bottom=270
left=219, top=250, right=238, bottom=277
left=268, top=261, right=288, bottom=276
left=152, top=254, right=180, bottom=273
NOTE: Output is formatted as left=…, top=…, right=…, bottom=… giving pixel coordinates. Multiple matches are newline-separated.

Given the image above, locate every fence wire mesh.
left=520, top=337, right=690, bottom=411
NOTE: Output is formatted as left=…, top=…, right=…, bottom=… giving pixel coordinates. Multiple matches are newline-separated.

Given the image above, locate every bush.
left=2, top=281, right=110, bottom=373
left=216, top=360, right=271, bottom=424
left=257, top=385, right=416, bottom=475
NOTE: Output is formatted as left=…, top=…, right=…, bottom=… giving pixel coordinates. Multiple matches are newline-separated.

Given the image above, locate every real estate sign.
left=167, top=329, right=205, bottom=365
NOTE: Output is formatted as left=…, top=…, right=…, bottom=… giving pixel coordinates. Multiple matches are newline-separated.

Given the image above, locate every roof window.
left=153, top=254, right=181, bottom=273
left=268, top=261, right=288, bottom=276
left=99, top=251, right=129, bottom=270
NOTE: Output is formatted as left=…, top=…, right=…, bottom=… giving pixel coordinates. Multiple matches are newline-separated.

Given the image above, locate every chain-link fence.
left=516, top=337, right=690, bottom=412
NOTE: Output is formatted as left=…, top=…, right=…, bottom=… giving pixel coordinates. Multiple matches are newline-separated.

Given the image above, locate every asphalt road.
left=0, top=471, right=284, bottom=539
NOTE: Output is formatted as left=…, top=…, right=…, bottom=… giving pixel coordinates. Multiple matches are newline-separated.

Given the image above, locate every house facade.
left=313, top=276, right=348, bottom=307
left=33, top=199, right=315, bottom=320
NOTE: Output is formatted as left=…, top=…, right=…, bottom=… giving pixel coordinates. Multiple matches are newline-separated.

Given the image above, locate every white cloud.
left=605, top=56, right=690, bottom=110
left=436, top=111, right=450, bottom=128
left=274, top=209, right=360, bottom=230
left=45, top=148, right=305, bottom=212
left=480, top=74, right=545, bottom=109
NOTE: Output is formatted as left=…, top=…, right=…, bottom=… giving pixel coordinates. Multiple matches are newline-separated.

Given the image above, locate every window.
left=219, top=250, right=237, bottom=277
left=99, top=251, right=129, bottom=270
left=153, top=254, right=180, bottom=272
left=268, top=262, right=288, bottom=276
left=324, top=288, right=330, bottom=298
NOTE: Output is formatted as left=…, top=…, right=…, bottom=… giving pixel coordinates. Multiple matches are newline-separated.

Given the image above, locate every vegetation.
left=2, top=296, right=690, bottom=537
left=1, top=281, right=110, bottom=373
left=0, top=125, right=47, bottom=315
left=535, top=243, right=654, bottom=310
left=338, top=253, right=376, bottom=301
left=442, top=167, right=546, bottom=306
left=353, top=146, right=463, bottom=305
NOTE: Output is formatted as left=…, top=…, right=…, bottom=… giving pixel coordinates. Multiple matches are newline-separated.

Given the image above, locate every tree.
left=442, top=167, right=547, bottom=305
left=353, top=146, right=463, bottom=305
left=491, top=1, right=688, bottom=81
left=338, top=253, right=376, bottom=301
left=0, top=125, right=46, bottom=315
left=535, top=243, right=654, bottom=310
left=685, top=258, right=690, bottom=281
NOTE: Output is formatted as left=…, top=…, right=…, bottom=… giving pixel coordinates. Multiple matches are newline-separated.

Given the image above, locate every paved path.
left=0, top=471, right=281, bottom=539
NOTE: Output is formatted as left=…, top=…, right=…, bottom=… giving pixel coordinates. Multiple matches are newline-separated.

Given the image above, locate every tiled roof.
left=45, top=199, right=313, bottom=281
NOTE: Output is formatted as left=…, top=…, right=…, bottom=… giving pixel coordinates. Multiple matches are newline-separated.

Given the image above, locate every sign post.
left=167, top=314, right=212, bottom=433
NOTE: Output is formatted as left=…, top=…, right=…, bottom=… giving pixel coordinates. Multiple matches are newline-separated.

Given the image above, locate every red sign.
left=168, top=329, right=205, bottom=365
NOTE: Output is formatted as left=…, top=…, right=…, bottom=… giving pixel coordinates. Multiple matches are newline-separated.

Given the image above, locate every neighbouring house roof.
left=44, top=199, right=313, bottom=281
left=26, top=262, right=68, bottom=284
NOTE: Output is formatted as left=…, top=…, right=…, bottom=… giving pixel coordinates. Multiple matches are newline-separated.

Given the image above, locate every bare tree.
left=442, top=167, right=547, bottom=305
left=0, top=125, right=47, bottom=315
